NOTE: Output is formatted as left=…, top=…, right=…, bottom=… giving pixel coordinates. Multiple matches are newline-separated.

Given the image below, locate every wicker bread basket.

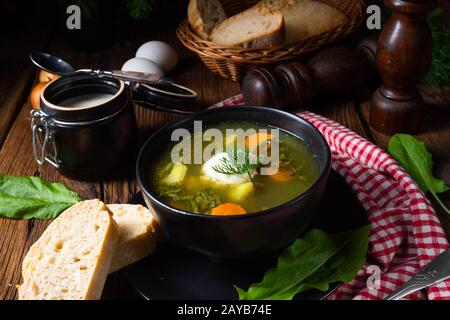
left=177, top=0, right=365, bottom=81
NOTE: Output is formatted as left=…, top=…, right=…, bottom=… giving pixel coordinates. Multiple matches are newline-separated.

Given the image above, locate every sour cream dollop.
left=202, top=152, right=254, bottom=186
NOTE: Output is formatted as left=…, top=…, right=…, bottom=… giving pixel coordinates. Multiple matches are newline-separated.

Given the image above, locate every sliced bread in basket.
left=256, top=0, right=348, bottom=44
left=210, top=7, right=285, bottom=49
left=188, top=0, right=227, bottom=40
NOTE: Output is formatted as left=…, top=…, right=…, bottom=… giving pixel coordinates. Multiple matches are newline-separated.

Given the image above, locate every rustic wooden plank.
left=0, top=27, right=52, bottom=148
left=0, top=105, right=105, bottom=299
left=0, top=31, right=114, bottom=299
left=360, top=94, right=450, bottom=237
left=421, top=85, right=450, bottom=110
left=0, top=25, right=59, bottom=297
left=0, top=105, right=52, bottom=300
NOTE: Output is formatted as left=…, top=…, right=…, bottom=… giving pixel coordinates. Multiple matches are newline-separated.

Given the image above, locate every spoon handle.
left=384, top=248, right=450, bottom=300
left=99, top=70, right=163, bottom=84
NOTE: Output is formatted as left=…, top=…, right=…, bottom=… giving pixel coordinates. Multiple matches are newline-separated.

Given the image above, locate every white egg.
left=135, top=41, right=178, bottom=73
left=121, top=57, right=164, bottom=76
left=202, top=152, right=253, bottom=186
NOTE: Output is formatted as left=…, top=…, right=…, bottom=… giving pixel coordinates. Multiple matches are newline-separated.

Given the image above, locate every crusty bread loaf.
left=188, top=0, right=227, bottom=40
left=256, top=0, right=348, bottom=44
left=210, top=7, right=285, bottom=49
left=19, top=200, right=117, bottom=300
left=107, top=204, right=158, bottom=273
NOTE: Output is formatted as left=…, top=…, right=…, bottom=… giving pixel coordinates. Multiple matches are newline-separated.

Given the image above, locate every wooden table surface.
left=1, top=11, right=449, bottom=300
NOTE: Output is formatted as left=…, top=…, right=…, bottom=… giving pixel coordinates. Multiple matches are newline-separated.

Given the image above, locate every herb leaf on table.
left=236, top=225, right=369, bottom=300
left=0, top=174, right=81, bottom=219
left=388, top=134, right=450, bottom=214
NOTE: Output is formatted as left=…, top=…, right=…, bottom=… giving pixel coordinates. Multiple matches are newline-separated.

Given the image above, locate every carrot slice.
left=270, top=170, right=293, bottom=182
left=210, top=203, right=247, bottom=216
left=246, top=133, right=272, bottom=150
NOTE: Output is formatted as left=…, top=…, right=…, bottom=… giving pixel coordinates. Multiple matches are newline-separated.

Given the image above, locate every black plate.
left=123, top=170, right=368, bottom=300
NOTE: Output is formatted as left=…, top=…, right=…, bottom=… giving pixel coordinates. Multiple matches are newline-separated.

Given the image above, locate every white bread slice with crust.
left=107, top=204, right=158, bottom=274
left=19, top=200, right=118, bottom=300
left=256, top=0, right=348, bottom=44
left=188, top=0, right=227, bottom=40
left=210, top=7, right=285, bottom=49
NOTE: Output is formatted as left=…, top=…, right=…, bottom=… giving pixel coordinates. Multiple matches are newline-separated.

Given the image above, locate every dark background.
left=0, top=0, right=190, bottom=28
left=0, top=0, right=190, bottom=49
left=1, top=0, right=448, bottom=53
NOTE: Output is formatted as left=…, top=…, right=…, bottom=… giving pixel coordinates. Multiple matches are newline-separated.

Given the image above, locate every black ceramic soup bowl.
left=136, top=106, right=331, bottom=260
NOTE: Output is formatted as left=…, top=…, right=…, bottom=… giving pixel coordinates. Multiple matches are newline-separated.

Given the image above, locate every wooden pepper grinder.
left=241, top=36, right=378, bottom=110
left=370, top=0, right=436, bottom=135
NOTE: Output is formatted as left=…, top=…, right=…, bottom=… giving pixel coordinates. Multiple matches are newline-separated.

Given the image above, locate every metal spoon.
left=384, top=247, right=450, bottom=300
left=30, top=52, right=164, bottom=84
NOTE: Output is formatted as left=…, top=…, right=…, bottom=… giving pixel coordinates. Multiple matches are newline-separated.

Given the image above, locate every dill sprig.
left=212, top=148, right=260, bottom=182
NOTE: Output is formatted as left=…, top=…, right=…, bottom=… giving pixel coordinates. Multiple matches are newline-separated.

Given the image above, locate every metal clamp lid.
left=30, top=109, right=61, bottom=168
left=131, top=80, right=202, bottom=114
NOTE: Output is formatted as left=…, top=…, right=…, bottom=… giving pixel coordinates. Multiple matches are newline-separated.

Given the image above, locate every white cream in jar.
left=59, top=93, right=114, bottom=108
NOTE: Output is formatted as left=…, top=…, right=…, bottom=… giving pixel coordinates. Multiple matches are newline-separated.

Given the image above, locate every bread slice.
left=188, top=0, right=227, bottom=39
left=19, top=200, right=118, bottom=300
left=256, top=0, right=348, bottom=44
left=107, top=204, right=158, bottom=274
left=210, top=7, right=285, bottom=49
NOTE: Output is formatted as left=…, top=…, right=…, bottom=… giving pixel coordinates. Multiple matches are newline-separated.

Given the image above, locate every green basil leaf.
left=0, top=174, right=81, bottom=219
left=236, top=225, right=369, bottom=300
left=388, top=134, right=448, bottom=194
left=388, top=134, right=450, bottom=214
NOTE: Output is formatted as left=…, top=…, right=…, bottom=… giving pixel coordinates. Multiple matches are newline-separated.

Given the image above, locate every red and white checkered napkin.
left=212, top=95, right=450, bottom=300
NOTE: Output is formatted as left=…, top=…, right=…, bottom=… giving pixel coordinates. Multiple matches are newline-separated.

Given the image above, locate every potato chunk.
left=160, top=163, right=188, bottom=185
left=229, top=182, right=254, bottom=202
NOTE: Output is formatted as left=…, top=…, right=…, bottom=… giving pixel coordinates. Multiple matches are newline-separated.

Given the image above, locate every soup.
left=150, top=122, right=319, bottom=215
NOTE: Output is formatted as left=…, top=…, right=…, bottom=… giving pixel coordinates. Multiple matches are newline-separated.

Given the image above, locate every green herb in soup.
left=212, top=146, right=260, bottom=183
left=151, top=122, right=319, bottom=215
